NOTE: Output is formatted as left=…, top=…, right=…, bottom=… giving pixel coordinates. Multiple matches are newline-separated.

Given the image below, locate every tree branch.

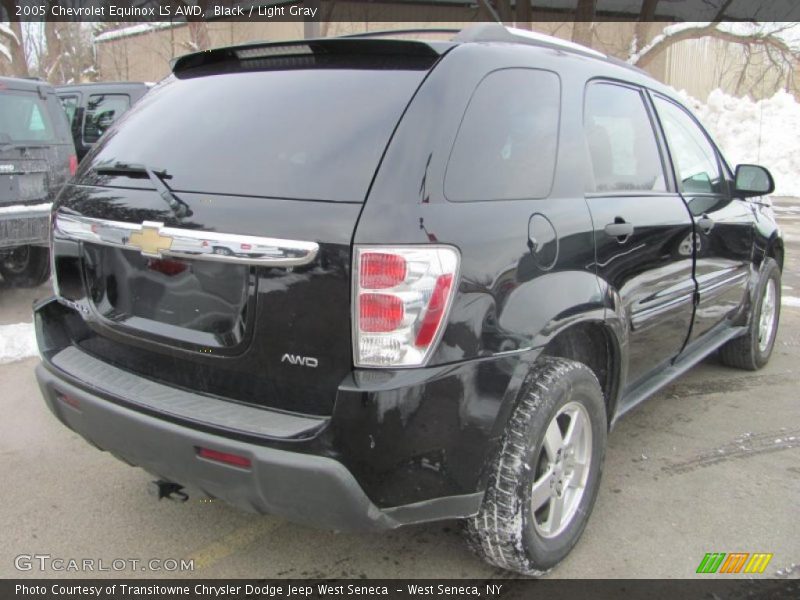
left=634, top=23, right=798, bottom=70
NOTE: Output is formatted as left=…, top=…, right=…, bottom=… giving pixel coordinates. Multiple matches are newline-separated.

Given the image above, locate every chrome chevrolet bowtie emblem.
left=128, top=222, right=173, bottom=257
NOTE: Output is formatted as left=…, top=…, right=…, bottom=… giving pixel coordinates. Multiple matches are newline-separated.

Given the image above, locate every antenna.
left=478, top=0, right=503, bottom=25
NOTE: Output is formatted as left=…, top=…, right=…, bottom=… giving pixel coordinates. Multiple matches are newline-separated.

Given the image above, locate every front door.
left=652, top=95, right=754, bottom=343
left=583, top=82, right=696, bottom=391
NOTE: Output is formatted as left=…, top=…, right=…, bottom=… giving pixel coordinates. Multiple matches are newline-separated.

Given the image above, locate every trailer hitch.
left=148, top=480, right=189, bottom=503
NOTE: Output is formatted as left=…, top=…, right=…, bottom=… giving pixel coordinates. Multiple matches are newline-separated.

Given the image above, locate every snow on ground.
left=783, top=296, right=800, bottom=308
left=0, top=322, right=38, bottom=365
left=678, top=89, right=800, bottom=197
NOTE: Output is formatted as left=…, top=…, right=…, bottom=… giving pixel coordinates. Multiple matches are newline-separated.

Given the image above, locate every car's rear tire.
left=0, top=245, right=50, bottom=288
left=719, top=257, right=781, bottom=371
left=464, top=356, right=607, bottom=576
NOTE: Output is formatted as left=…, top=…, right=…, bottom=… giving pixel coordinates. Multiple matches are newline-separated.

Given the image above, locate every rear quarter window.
left=445, top=68, right=561, bottom=202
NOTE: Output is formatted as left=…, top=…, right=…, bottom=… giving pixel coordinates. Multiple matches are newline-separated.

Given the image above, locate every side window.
left=653, top=96, right=723, bottom=195
left=83, top=94, right=130, bottom=144
left=584, top=83, right=666, bottom=193
left=58, top=95, right=79, bottom=127
left=445, top=69, right=560, bottom=201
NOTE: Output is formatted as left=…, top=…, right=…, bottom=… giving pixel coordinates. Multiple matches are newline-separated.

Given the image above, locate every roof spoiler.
left=171, top=37, right=447, bottom=74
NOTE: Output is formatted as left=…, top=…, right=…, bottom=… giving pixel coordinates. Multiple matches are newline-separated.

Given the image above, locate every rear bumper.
left=38, top=362, right=407, bottom=530
left=35, top=341, right=484, bottom=532
left=34, top=297, right=535, bottom=530
left=0, top=202, right=51, bottom=248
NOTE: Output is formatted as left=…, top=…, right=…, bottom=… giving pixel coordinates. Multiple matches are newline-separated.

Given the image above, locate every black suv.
left=1, top=77, right=75, bottom=287
left=34, top=26, right=783, bottom=575
left=56, top=82, right=150, bottom=161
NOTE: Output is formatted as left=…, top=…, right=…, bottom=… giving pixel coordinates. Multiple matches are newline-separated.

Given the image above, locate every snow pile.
left=679, top=89, right=800, bottom=197
left=0, top=322, right=38, bottom=365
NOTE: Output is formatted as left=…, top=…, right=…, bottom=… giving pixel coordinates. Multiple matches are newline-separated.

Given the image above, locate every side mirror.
left=734, top=164, right=774, bottom=198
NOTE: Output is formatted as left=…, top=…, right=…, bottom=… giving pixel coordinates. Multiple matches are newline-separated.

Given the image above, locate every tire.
left=464, top=357, right=607, bottom=576
left=0, top=245, right=50, bottom=288
left=719, top=257, right=781, bottom=371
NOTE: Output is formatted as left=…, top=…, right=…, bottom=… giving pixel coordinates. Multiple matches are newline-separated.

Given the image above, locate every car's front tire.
left=719, top=257, right=781, bottom=371
left=464, top=356, right=607, bottom=576
left=0, top=245, right=50, bottom=288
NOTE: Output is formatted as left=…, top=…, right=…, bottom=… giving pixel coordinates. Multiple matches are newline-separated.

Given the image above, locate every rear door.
left=583, top=81, right=696, bottom=390
left=651, top=95, right=753, bottom=342
left=51, top=42, right=441, bottom=416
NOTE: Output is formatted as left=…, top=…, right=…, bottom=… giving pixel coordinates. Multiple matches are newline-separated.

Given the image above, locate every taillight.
left=68, top=155, right=78, bottom=176
left=353, top=246, right=459, bottom=367
left=360, top=252, right=406, bottom=289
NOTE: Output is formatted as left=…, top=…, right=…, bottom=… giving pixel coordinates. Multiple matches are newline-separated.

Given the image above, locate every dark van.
left=1, top=77, right=75, bottom=287
left=56, top=82, right=150, bottom=161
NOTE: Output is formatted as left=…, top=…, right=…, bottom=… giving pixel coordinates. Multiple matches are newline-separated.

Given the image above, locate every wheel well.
left=767, top=240, right=784, bottom=272
left=541, top=322, right=619, bottom=424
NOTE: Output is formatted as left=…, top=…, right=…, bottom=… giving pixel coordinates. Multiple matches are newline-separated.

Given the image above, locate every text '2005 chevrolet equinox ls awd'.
left=35, top=25, right=784, bottom=575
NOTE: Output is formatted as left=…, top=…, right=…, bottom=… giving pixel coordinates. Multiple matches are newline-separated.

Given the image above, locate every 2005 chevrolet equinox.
left=35, top=25, right=783, bottom=575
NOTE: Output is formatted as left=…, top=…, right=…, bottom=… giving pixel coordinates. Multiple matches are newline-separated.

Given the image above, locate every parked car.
left=0, top=76, right=75, bottom=287
left=56, top=82, right=150, bottom=161
left=35, top=25, right=783, bottom=576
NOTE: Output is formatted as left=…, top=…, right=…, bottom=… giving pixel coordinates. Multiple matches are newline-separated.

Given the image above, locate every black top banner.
left=3, top=0, right=800, bottom=23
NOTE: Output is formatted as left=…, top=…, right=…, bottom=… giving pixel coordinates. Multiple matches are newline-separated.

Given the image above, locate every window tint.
left=445, top=69, right=560, bottom=201
left=83, top=94, right=130, bottom=144
left=58, top=95, right=79, bottom=127
left=86, top=63, right=430, bottom=202
left=584, top=83, right=666, bottom=193
left=653, top=96, right=723, bottom=195
left=0, top=91, right=56, bottom=142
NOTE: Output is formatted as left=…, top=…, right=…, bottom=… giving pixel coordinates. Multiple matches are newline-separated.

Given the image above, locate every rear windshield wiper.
left=94, top=162, right=192, bottom=218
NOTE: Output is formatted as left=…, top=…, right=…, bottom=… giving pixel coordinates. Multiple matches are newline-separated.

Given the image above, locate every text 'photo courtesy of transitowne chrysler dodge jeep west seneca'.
left=34, top=25, right=784, bottom=576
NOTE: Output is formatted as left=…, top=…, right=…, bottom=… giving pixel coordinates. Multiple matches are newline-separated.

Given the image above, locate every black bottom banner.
left=3, top=579, right=799, bottom=600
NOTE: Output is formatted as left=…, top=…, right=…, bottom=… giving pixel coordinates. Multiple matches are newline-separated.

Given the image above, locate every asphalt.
left=0, top=198, right=798, bottom=580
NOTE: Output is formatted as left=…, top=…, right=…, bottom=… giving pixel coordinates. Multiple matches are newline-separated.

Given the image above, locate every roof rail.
left=338, top=28, right=461, bottom=39
left=454, top=23, right=607, bottom=60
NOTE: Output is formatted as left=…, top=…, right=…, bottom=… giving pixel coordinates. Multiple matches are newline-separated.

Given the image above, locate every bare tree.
left=571, top=0, right=596, bottom=46
left=0, top=2, right=29, bottom=77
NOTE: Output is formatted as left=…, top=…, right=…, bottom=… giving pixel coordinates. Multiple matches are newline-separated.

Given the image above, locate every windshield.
left=0, top=91, right=56, bottom=143
left=84, top=61, right=430, bottom=202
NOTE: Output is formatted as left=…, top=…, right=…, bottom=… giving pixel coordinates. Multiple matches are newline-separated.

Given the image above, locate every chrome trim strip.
left=54, top=213, right=319, bottom=267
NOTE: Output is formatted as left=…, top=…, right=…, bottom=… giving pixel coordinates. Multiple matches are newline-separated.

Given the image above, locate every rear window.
left=0, top=91, right=56, bottom=143
left=84, top=61, right=430, bottom=202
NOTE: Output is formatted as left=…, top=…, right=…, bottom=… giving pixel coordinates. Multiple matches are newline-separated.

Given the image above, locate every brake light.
left=360, top=293, right=404, bottom=332
left=353, top=246, right=459, bottom=367
left=360, top=252, right=406, bottom=289
left=68, top=155, right=78, bottom=176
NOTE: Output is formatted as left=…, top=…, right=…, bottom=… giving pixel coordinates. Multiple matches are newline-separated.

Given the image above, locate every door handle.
left=604, top=219, right=634, bottom=242
left=697, top=214, right=715, bottom=234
